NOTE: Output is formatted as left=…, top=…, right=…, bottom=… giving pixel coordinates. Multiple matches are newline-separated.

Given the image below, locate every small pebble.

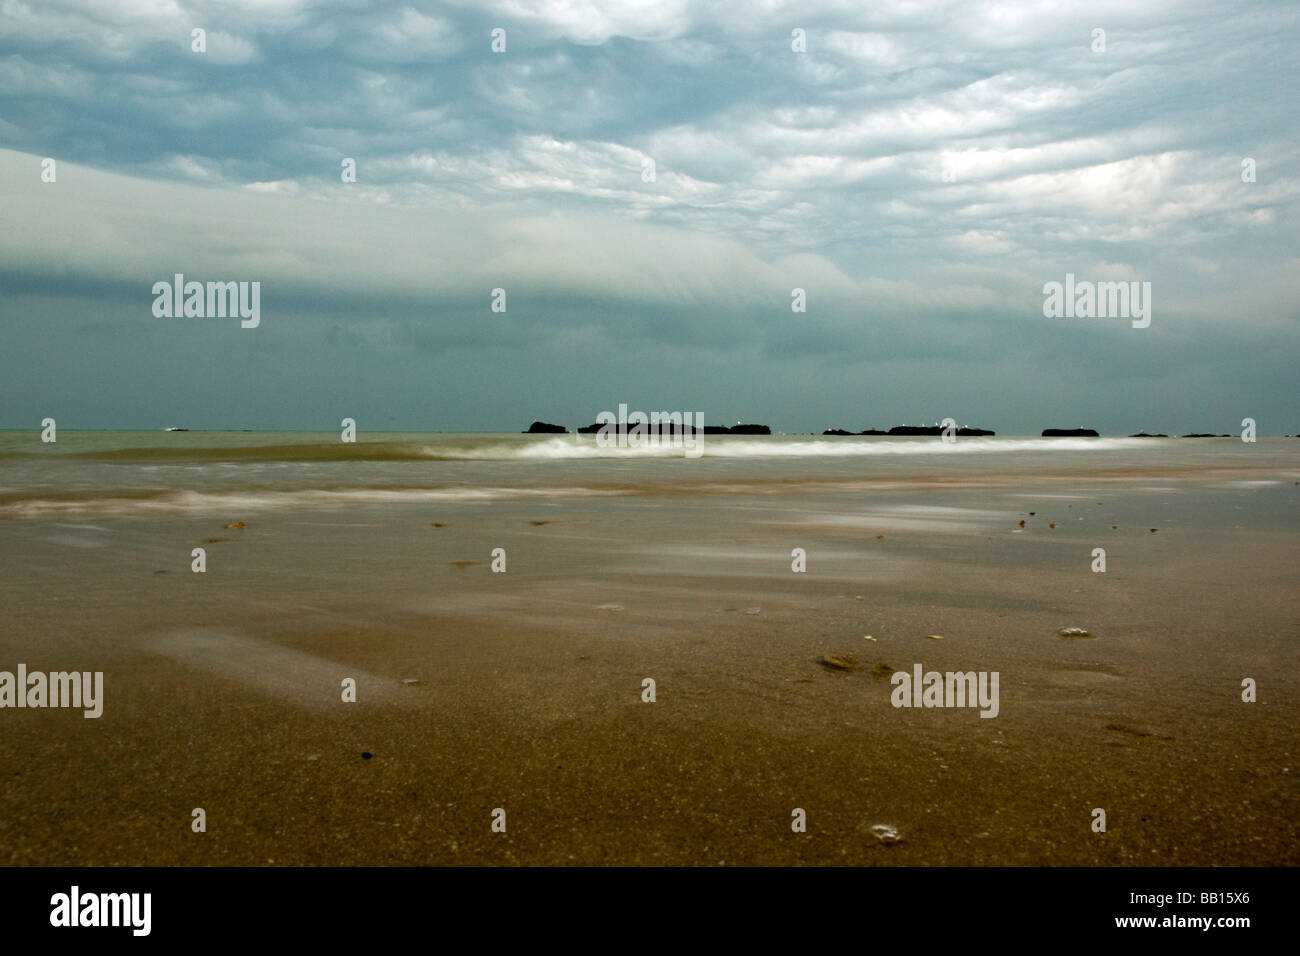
left=924, top=634, right=944, bottom=640
left=1057, top=627, right=1093, bottom=638
left=361, top=752, right=374, bottom=760
left=863, top=635, right=876, bottom=642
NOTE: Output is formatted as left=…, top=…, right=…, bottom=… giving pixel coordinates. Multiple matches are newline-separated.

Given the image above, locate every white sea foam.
left=434, top=436, right=1139, bottom=461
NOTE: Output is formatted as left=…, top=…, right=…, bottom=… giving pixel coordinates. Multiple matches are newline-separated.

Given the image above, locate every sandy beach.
left=1, top=435, right=1297, bottom=865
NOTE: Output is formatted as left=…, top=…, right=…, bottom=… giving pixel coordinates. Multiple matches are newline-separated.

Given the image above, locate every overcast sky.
left=0, top=0, right=1296, bottom=433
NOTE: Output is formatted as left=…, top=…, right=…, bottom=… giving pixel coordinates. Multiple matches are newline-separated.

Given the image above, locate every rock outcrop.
left=524, top=421, right=568, bottom=434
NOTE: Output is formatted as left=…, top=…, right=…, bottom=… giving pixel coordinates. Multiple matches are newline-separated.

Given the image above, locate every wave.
left=2, top=435, right=1147, bottom=464
left=502, top=436, right=1144, bottom=459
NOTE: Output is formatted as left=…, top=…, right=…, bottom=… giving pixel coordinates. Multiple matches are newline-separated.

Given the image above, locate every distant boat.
left=163, top=426, right=189, bottom=432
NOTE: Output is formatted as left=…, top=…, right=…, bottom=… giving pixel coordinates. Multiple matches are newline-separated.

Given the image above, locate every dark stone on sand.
left=1042, top=428, right=1099, bottom=437
left=819, top=654, right=857, bottom=672
left=361, top=752, right=373, bottom=760
left=524, top=421, right=567, bottom=434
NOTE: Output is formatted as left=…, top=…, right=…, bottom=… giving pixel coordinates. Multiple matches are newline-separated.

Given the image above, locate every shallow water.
left=2, top=431, right=1295, bottom=521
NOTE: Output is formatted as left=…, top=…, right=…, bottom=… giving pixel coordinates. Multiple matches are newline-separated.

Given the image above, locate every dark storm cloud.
left=0, top=0, right=1296, bottom=432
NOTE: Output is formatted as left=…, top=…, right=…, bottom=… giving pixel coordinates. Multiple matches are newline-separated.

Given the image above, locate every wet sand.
left=1, top=462, right=1297, bottom=865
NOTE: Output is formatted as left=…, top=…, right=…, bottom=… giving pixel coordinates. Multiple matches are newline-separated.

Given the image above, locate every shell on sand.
left=871, top=824, right=902, bottom=844
left=924, top=634, right=944, bottom=640
left=1057, top=627, right=1093, bottom=638
left=819, top=654, right=857, bottom=671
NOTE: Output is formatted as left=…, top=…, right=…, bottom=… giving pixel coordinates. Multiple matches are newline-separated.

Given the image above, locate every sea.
left=2, top=430, right=1294, bottom=520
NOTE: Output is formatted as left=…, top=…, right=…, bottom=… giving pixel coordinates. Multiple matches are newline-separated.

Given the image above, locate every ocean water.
left=0, top=430, right=1295, bottom=519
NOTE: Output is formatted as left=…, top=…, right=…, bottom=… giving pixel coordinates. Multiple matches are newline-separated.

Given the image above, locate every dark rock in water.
left=858, top=428, right=888, bottom=435
left=1129, top=432, right=1168, bottom=438
left=822, top=428, right=854, bottom=436
left=577, top=421, right=702, bottom=434
left=524, top=421, right=567, bottom=434
left=1043, top=427, right=1099, bottom=437
left=887, top=425, right=995, bottom=436
left=575, top=422, right=770, bottom=435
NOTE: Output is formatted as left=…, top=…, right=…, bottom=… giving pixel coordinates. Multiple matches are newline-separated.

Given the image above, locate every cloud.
left=0, top=0, right=1295, bottom=431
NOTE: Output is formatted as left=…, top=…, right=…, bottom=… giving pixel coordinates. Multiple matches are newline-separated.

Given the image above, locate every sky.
left=0, top=0, right=1296, bottom=434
